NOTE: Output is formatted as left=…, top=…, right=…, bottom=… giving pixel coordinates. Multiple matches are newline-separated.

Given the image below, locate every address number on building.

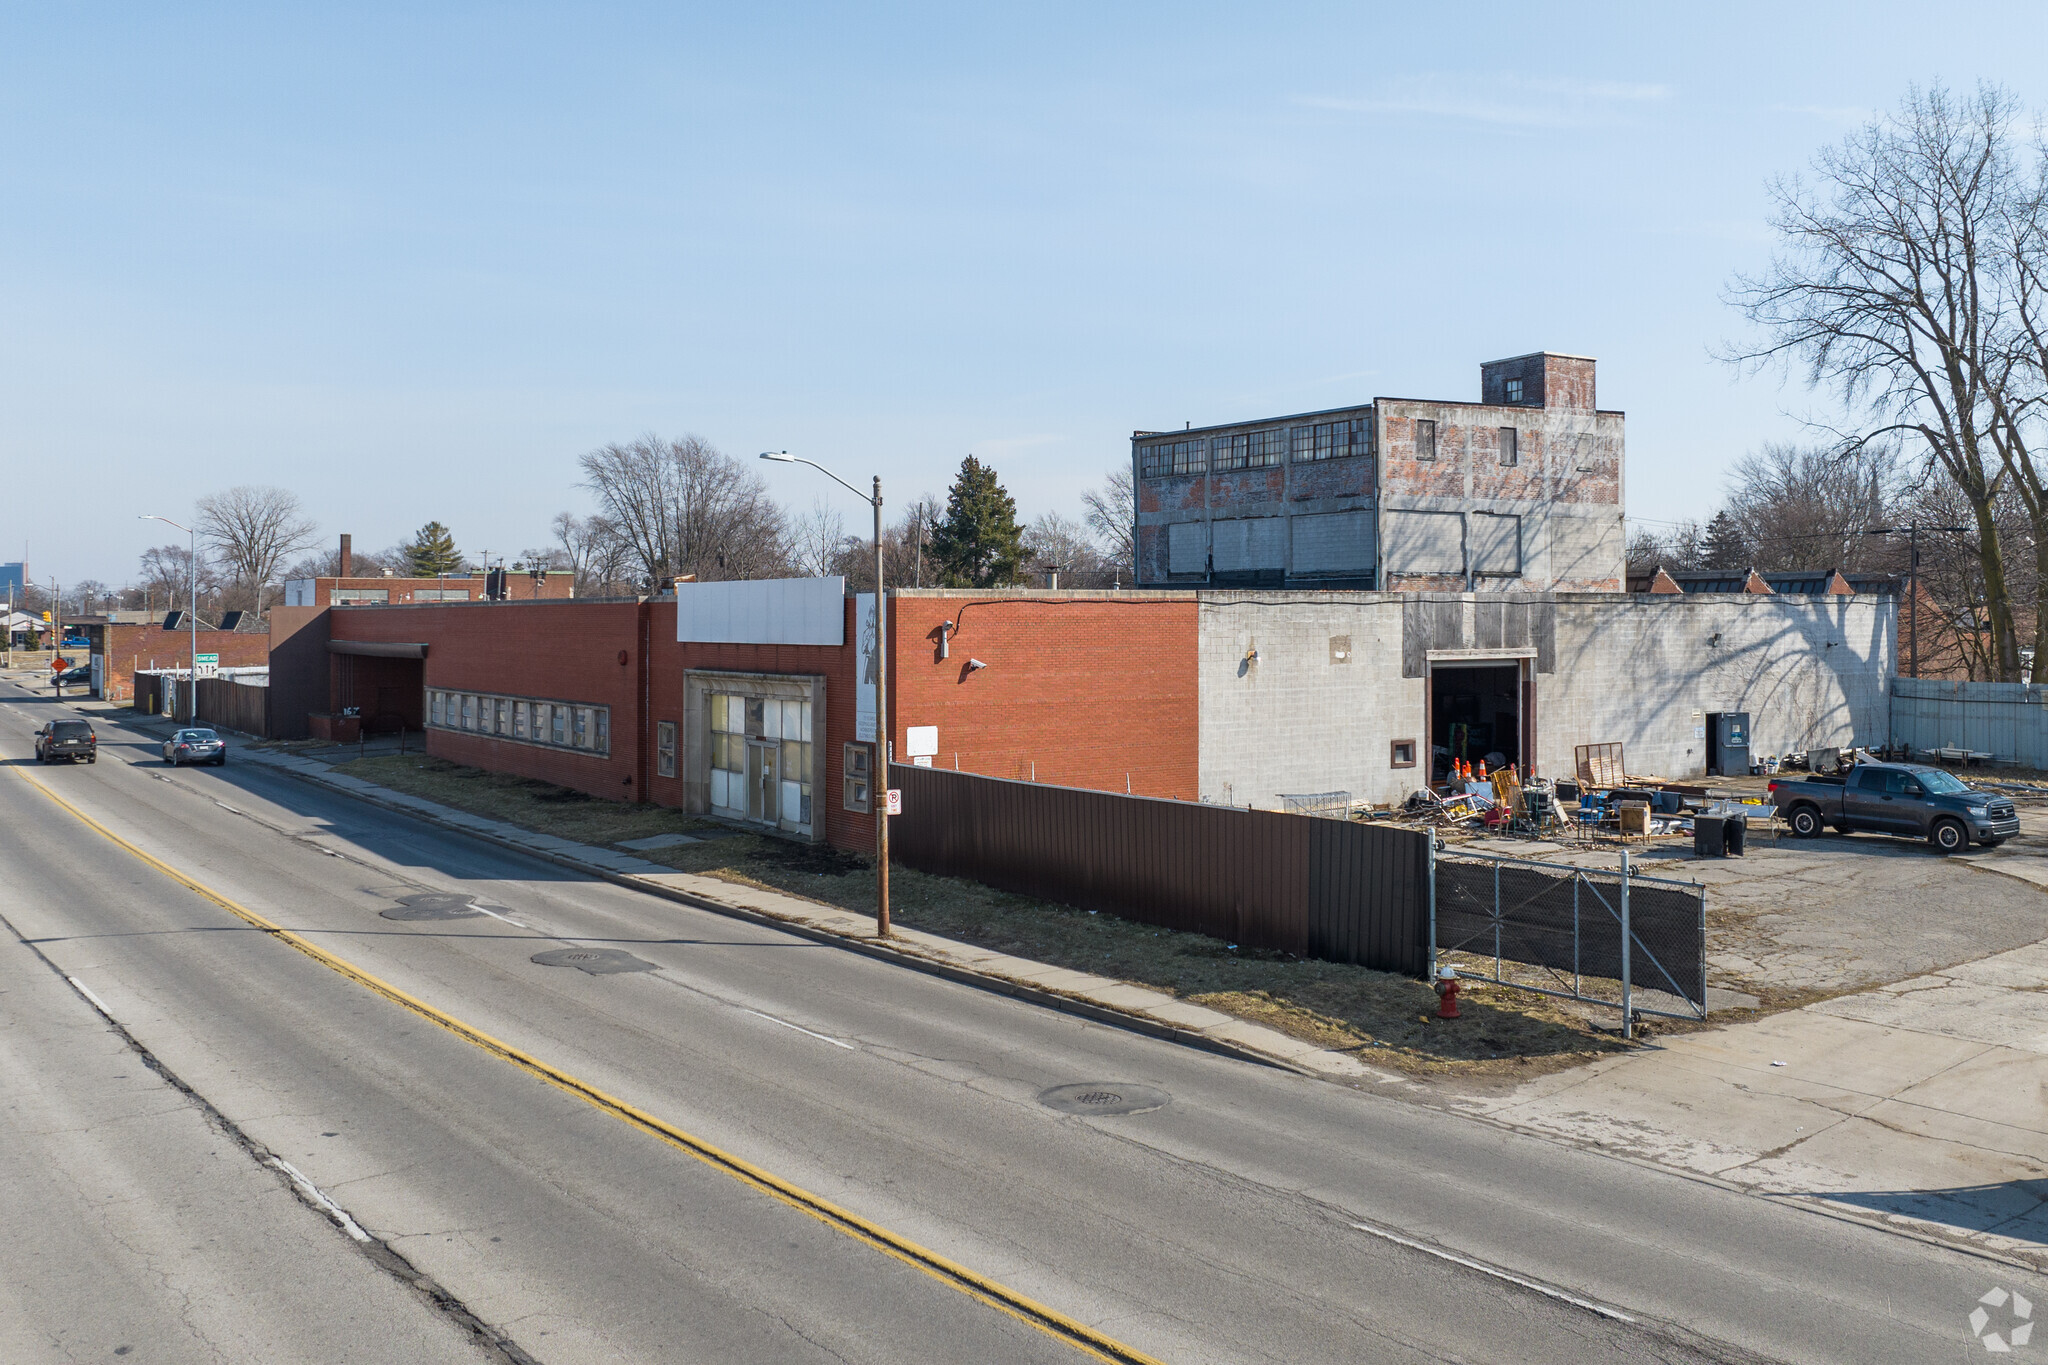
left=885, top=788, right=902, bottom=815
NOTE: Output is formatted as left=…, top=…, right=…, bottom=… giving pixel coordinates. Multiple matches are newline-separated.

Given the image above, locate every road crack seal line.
left=10, top=762, right=1167, bottom=1365
left=0, top=904, right=539, bottom=1365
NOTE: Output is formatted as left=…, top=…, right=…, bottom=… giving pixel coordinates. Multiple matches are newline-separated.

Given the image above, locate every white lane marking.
left=470, top=904, right=530, bottom=930
left=741, top=1008, right=855, bottom=1050
left=67, top=976, right=115, bottom=1019
left=270, top=1158, right=373, bottom=1242
left=214, top=800, right=241, bottom=813
left=1349, top=1221, right=1635, bottom=1323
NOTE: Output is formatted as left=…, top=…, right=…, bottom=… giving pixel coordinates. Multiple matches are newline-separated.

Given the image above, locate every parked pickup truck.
left=1770, top=762, right=2019, bottom=853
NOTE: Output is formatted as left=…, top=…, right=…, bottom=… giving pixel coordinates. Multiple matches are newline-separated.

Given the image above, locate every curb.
left=205, top=738, right=1321, bottom=1080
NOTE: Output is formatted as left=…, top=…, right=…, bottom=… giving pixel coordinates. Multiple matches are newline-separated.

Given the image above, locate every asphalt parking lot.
left=1470, top=803, right=2048, bottom=1006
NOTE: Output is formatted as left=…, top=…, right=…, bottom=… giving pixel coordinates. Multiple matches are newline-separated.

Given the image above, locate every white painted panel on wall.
left=1211, top=517, right=1286, bottom=572
left=1469, top=512, right=1523, bottom=574
left=711, top=768, right=731, bottom=809
left=1383, top=509, right=1464, bottom=574
left=1168, top=522, right=1208, bottom=573
left=1292, top=510, right=1376, bottom=575
left=676, top=576, right=846, bottom=645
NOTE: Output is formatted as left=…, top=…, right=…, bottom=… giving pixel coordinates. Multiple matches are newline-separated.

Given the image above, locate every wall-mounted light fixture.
left=1244, top=646, right=1260, bottom=665
left=966, top=658, right=987, bottom=672
left=939, top=619, right=955, bottom=661
left=1709, top=632, right=1722, bottom=648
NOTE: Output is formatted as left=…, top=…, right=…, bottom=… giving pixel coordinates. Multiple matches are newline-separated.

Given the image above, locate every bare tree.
left=1723, top=442, right=1900, bottom=571
left=138, top=543, right=221, bottom=618
left=552, top=511, right=637, bottom=596
left=195, top=486, right=318, bottom=620
left=1023, top=511, right=1117, bottom=586
left=1726, top=84, right=2029, bottom=678
left=577, top=434, right=789, bottom=587
left=787, top=499, right=850, bottom=579
left=1081, top=467, right=1135, bottom=585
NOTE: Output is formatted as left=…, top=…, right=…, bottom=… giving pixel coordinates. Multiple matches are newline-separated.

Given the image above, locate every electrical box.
left=1705, top=711, right=1751, bottom=778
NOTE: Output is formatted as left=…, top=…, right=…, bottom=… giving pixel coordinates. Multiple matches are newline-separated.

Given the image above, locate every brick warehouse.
left=1135, top=352, right=1626, bottom=593
left=273, top=577, right=1895, bottom=850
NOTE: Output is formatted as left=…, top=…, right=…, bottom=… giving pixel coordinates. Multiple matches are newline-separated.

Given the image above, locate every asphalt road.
left=1, top=677, right=2038, bottom=1364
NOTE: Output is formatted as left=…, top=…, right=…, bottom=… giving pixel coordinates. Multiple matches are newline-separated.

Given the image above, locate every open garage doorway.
left=1428, top=661, right=1528, bottom=784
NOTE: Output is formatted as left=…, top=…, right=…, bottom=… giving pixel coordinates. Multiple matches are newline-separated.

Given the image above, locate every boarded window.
left=1413, top=419, right=1436, bottom=461
left=1291, top=510, right=1376, bottom=576
left=1167, top=521, right=1208, bottom=574
left=1469, top=511, right=1523, bottom=575
left=1498, top=427, right=1518, bottom=466
left=1210, top=517, right=1286, bottom=572
left=656, top=720, right=677, bottom=778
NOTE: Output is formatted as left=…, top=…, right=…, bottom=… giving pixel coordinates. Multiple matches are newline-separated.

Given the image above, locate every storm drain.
left=1038, top=1083, right=1170, bottom=1117
left=381, top=893, right=484, bottom=921
left=530, top=947, right=657, bottom=975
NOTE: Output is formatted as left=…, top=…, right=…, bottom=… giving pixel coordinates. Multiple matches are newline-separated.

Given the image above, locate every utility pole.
left=1864, top=524, right=1968, bottom=678
left=761, top=452, right=892, bottom=937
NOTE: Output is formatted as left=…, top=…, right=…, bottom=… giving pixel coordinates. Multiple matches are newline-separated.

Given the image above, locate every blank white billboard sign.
left=676, top=577, right=847, bottom=645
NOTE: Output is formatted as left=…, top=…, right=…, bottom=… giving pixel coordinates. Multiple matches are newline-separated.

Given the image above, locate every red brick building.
left=79, top=620, right=271, bottom=703
left=275, top=582, right=1202, bottom=853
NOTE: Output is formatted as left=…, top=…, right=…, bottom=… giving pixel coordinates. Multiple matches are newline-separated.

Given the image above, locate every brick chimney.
left=338, top=534, right=352, bottom=578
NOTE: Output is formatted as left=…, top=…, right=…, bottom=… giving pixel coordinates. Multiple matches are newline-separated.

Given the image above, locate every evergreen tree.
left=1700, top=510, right=1749, bottom=571
left=407, top=521, right=462, bottom=576
left=928, top=456, right=1027, bottom=588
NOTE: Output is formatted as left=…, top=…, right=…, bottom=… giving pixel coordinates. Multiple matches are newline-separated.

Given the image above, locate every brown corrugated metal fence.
left=888, top=764, right=1430, bottom=974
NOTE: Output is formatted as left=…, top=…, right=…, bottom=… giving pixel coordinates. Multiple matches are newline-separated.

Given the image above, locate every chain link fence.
left=1433, top=849, right=1706, bottom=1028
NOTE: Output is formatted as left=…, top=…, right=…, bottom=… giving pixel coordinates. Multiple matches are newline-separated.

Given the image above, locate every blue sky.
left=6, top=3, right=2046, bottom=585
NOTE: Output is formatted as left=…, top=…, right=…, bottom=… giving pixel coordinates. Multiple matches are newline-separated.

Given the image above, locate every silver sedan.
left=163, top=727, right=228, bottom=766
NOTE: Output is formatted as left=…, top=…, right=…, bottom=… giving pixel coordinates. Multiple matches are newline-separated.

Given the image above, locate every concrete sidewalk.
left=30, top=678, right=2048, bottom=1268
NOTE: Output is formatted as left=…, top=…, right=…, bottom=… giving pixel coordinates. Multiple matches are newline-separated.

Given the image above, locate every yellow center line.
left=13, top=765, right=1166, bottom=1365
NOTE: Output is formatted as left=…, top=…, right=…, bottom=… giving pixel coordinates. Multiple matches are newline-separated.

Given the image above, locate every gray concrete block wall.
left=1196, top=595, right=1419, bottom=809
left=1540, top=594, right=1895, bottom=779
left=1194, top=591, right=1896, bottom=809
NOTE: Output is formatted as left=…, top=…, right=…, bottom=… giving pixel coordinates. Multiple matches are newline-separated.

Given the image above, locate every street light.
left=759, top=450, right=892, bottom=937
left=140, top=514, right=198, bottom=721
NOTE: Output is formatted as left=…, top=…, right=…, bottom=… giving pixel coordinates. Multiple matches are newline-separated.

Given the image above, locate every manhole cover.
left=1038, top=1082, right=1170, bottom=1117
left=382, top=893, right=484, bottom=921
left=530, top=947, right=657, bottom=975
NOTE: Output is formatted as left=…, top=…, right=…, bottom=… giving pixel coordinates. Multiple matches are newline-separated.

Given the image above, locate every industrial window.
left=843, top=742, right=872, bottom=813
left=1391, top=739, right=1418, bottom=768
left=413, top=589, right=469, bottom=602
left=426, top=689, right=607, bottom=756
left=1504, top=377, right=1524, bottom=403
left=1293, top=417, right=1370, bottom=463
left=1499, top=427, right=1518, bottom=466
left=1212, top=433, right=1250, bottom=471
left=331, top=589, right=389, bottom=605
left=1139, top=438, right=1206, bottom=478
left=1414, top=419, right=1437, bottom=461
left=709, top=692, right=813, bottom=829
left=656, top=721, right=677, bottom=778
left=1246, top=429, right=1286, bottom=468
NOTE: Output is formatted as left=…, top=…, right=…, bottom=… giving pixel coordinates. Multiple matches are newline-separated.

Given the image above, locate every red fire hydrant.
left=1434, top=966, right=1462, bottom=1019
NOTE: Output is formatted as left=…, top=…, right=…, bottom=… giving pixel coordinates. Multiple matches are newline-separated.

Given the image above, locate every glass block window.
left=425, top=690, right=607, bottom=756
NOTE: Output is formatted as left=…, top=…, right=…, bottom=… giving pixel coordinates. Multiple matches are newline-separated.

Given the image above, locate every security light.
left=966, top=658, right=987, bottom=672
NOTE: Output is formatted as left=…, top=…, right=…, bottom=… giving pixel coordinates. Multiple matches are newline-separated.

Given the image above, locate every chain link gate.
left=1430, top=847, right=1706, bottom=1036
